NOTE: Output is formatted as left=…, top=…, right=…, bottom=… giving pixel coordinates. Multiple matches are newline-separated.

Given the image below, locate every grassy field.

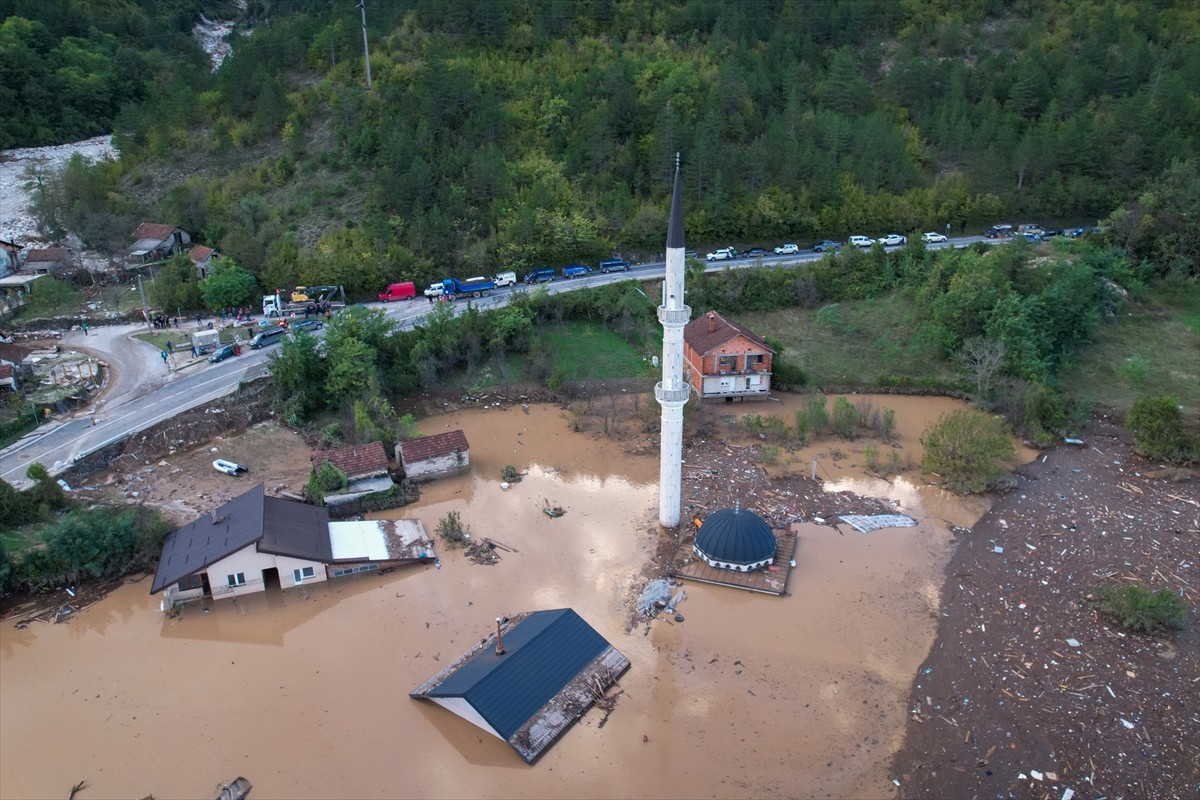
left=749, top=291, right=956, bottom=388
left=540, top=320, right=657, bottom=381
left=1060, top=288, right=1200, bottom=424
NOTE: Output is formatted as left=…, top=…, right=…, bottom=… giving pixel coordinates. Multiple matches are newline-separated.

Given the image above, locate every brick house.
left=683, top=310, right=775, bottom=400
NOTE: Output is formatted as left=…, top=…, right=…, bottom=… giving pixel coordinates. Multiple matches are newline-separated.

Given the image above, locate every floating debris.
left=838, top=514, right=917, bottom=533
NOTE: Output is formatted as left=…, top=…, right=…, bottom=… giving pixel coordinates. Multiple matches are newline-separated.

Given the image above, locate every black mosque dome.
left=694, top=507, right=777, bottom=571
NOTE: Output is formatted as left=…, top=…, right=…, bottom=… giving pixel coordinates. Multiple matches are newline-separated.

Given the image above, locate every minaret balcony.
left=655, top=383, right=691, bottom=404
left=657, top=305, right=692, bottom=326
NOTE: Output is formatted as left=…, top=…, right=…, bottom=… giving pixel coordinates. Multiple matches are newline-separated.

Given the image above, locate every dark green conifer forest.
left=5, top=0, right=1197, bottom=288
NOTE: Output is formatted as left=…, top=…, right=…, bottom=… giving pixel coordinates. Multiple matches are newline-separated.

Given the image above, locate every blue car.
left=812, top=240, right=842, bottom=252
left=561, top=264, right=592, bottom=278
left=208, top=344, right=240, bottom=363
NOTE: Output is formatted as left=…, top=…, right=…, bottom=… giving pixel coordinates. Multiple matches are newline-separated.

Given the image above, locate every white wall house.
left=398, top=429, right=470, bottom=481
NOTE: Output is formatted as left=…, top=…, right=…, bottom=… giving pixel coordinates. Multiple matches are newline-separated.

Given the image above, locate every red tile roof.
left=400, top=430, right=470, bottom=463
left=311, top=441, right=389, bottom=480
left=684, top=310, right=774, bottom=356
left=188, top=244, right=215, bottom=262
left=0, top=342, right=34, bottom=364
left=134, top=222, right=179, bottom=241
left=25, top=247, right=69, bottom=263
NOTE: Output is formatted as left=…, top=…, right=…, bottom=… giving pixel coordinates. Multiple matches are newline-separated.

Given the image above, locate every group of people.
left=151, top=315, right=177, bottom=329
left=303, top=302, right=334, bottom=318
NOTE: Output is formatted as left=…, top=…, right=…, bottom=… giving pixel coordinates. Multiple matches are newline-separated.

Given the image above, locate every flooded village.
left=1, top=394, right=998, bottom=799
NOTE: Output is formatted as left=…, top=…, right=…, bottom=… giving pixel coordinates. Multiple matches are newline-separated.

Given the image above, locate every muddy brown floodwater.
left=1, top=394, right=1016, bottom=800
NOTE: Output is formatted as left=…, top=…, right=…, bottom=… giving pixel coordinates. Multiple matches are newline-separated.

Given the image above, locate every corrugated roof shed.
left=0, top=342, right=33, bottom=364
left=683, top=310, right=774, bottom=356
left=24, top=247, right=69, bottom=264
left=412, top=609, right=630, bottom=763
left=133, top=222, right=179, bottom=241
left=150, top=485, right=329, bottom=593
left=312, top=441, right=389, bottom=481
left=400, top=429, right=469, bottom=463
left=188, top=244, right=214, bottom=261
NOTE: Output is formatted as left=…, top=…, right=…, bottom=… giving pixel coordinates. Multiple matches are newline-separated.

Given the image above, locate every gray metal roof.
left=695, top=507, right=777, bottom=566
left=413, top=609, right=630, bottom=762
left=150, top=485, right=330, bottom=593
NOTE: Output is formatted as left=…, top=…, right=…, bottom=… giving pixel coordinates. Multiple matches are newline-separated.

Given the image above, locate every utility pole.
left=136, top=272, right=152, bottom=332
left=358, top=0, right=372, bottom=89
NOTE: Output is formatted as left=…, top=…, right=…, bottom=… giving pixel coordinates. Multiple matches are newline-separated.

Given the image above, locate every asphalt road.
left=0, top=235, right=986, bottom=487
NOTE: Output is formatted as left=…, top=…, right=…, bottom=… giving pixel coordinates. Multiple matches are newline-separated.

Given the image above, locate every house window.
left=717, top=355, right=737, bottom=373
left=293, top=566, right=316, bottom=584
left=746, top=354, right=765, bottom=370
left=177, top=574, right=203, bottom=591
left=226, top=572, right=246, bottom=587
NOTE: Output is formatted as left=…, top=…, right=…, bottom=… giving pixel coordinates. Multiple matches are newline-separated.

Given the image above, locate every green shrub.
left=862, top=444, right=879, bottom=471
left=806, top=395, right=830, bottom=435
left=1096, top=583, right=1187, bottom=633
left=501, top=465, right=521, bottom=483
left=832, top=397, right=860, bottom=439
left=757, top=444, right=781, bottom=465
left=921, top=409, right=1018, bottom=493
left=436, top=511, right=468, bottom=546
left=1127, top=394, right=1190, bottom=462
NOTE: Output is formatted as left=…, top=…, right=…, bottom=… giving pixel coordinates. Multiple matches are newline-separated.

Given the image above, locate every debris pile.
left=892, top=418, right=1198, bottom=799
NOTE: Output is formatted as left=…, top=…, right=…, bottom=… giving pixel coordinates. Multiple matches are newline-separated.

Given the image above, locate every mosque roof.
left=695, top=507, right=777, bottom=566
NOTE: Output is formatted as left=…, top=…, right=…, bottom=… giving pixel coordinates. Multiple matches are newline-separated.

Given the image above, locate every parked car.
left=213, top=459, right=248, bottom=476
left=1041, top=228, right=1062, bottom=238
left=773, top=243, right=800, bottom=255
left=561, top=264, right=592, bottom=278
left=1017, top=223, right=1045, bottom=236
left=876, top=234, right=907, bottom=247
left=493, top=271, right=518, bottom=287
left=290, top=319, right=323, bottom=333
left=921, top=232, right=948, bottom=243
left=742, top=247, right=769, bottom=258
left=811, top=240, right=842, bottom=252
left=208, top=344, right=239, bottom=363
left=378, top=281, right=416, bottom=302
left=599, top=258, right=630, bottom=273
left=706, top=247, right=736, bottom=261
left=848, top=235, right=874, bottom=248
left=985, top=224, right=1014, bottom=238
left=423, top=282, right=445, bottom=298
left=1064, top=227, right=1086, bottom=238
left=523, top=267, right=556, bottom=284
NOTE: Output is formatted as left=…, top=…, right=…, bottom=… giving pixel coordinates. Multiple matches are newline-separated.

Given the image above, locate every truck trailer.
left=263, top=285, right=346, bottom=317
left=441, top=277, right=496, bottom=299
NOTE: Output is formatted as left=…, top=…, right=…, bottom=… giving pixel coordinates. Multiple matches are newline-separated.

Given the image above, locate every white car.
left=773, top=243, right=799, bottom=255
left=848, top=235, right=874, bottom=248
left=876, top=234, right=907, bottom=247
left=423, top=282, right=445, bottom=298
left=921, top=232, right=948, bottom=243
left=707, top=247, right=736, bottom=261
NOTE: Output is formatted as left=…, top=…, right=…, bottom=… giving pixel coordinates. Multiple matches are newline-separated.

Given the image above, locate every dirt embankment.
left=891, top=417, right=1199, bottom=799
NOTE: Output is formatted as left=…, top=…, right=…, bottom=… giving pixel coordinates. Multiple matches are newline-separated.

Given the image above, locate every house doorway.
left=261, top=567, right=281, bottom=592
left=200, top=573, right=212, bottom=596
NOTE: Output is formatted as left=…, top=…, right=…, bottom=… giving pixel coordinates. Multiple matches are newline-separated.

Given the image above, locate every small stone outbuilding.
left=398, top=429, right=469, bottom=481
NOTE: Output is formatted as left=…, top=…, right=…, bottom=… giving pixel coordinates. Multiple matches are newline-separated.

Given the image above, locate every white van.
left=493, top=271, right=517, bottom=287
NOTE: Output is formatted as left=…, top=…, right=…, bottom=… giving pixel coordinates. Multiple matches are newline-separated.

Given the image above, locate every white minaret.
left=656, top=155, right=690, bottom=528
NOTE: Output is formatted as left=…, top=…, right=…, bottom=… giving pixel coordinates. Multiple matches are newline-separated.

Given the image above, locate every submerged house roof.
left=312, top=441, right=389, bottom=482
left=411, top=608, right=630, bottom=763
left=399, top=429, right=469, bottom=463
left=150, top=484, right=331, bottom=593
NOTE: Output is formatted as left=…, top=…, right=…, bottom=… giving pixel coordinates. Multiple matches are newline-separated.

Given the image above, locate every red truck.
left=378, top=281, right=416, bottom=302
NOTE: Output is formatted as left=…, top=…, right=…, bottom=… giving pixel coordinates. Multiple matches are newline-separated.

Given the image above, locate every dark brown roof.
left=312, top=442, right=389, bottom=481
left=400, top=430, right=470, bottom=463
left=150, top=484, right=330, bottom=593
left=0, top=364, right=13, bottom=379
left=0, top=342, right=33, bottom=363
left=188, top=244, right=215, bottom=262
left=134, top=222, right=180, bottom=241
left=684, top=310, right=774, bottom=356
left=25, top=247, right=69, bottom=263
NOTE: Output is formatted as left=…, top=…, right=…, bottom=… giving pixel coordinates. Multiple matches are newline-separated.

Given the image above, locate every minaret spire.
left=656, top=153, right=691, bottom=528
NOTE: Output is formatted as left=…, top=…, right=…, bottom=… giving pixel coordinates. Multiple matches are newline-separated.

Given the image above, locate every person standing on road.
left=81, top=322, right=88, bottom=335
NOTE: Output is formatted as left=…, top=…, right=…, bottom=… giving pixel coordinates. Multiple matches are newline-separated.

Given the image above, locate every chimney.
left=708, top=312, right=716, bottom=333
left=495, top=617, right=506, bottom=655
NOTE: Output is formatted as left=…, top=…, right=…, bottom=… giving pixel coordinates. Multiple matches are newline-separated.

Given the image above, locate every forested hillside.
left=15, top=0, right=1199, bottom=293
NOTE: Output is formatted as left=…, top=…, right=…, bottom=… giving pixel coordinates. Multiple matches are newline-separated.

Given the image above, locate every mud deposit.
left=3, top=395, right=994, bottom=799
